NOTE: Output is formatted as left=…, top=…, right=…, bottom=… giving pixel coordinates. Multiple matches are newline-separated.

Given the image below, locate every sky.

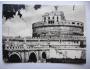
left=2, top=5, right=85, bottom=37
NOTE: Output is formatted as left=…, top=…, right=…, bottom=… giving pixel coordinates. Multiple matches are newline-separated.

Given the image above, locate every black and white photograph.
left=2, top=4, right=86, bottom=63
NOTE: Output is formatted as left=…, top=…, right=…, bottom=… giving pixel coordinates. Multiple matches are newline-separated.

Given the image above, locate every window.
left=53, top=17, right=54, bottom=19
left=48, top=21, right=50, bottom=24
left=12, top=47, right=14, bottom=49
left=48, top=21, right=54, bottom=24
left=76, top=41, right=78, bottom=43
left=57, top=16, right=58, bottom=22
left=44, top=17, right=46, bottom=22
left=48, top=17, right=50, bottom=19
left=52, top=21, right=54, bottom=24
left=77, top=23, right=79, bottom=25
left=72, top=22, right=75, bottom=24
left=10, top=47, right=11, bottom=49
left=7, top=47, right=9, bottom=49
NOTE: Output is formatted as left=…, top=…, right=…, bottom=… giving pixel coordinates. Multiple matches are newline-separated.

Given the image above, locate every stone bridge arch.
left=39, top=50, right=49, bottom=63
left=41, top=51, right=47, bottom=59
left=8, top=52, right=22, bottom=63
left=41, top=50, right=49, bottom=59
left=28, top=51, right=38, bottom=63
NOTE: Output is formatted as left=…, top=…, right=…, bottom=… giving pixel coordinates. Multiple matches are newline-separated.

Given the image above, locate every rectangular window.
left=57, top=16, right=58, bottom=22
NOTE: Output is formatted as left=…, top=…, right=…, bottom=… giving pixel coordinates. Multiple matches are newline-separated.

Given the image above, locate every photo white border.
left=0, top=1, right=90, bottom=69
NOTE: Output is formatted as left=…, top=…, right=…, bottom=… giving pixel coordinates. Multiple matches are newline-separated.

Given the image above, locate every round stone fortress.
left=32, top=11, right=84, bottom=38
left=32, top=7, right=86, bottom=61
left=32, top=8, right=85, bottom=48
left=3, top=6, right=86, bottom=63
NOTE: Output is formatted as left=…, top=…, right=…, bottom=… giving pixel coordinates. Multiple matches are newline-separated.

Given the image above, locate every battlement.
left=32, top=20, right=83, bottom=28
left=3, top=35, right=86, bottom=42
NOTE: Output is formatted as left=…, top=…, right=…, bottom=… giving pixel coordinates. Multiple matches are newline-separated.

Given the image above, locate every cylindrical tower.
left=32, top=11, right=84, bottom=38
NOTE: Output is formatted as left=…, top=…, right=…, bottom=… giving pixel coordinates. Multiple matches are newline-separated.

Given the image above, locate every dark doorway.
left=42, top=52, right=46, bottom=59
left=9, top=54, right=21, bottom=63
left=28, top=52, right=37, bottom=63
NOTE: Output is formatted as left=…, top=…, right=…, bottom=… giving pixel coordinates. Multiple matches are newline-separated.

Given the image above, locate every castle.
left=3, top=6, right=86, bottom=63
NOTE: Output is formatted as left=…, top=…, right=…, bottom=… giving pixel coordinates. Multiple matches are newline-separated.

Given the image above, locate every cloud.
left=3, top=13, right=28, bottom=37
